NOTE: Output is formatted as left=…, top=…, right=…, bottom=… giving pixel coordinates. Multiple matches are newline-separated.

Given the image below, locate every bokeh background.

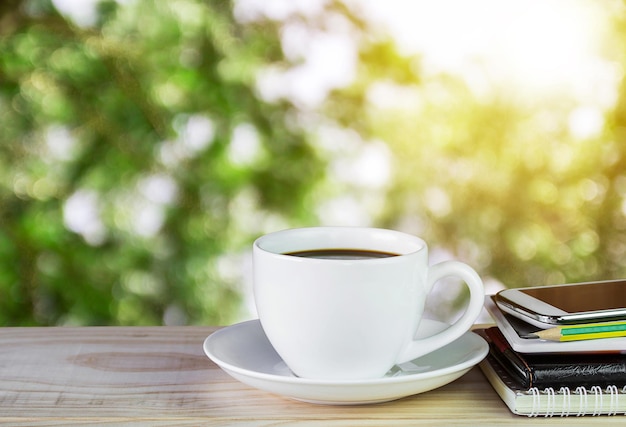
left=2, top=0, right=626, bottom=326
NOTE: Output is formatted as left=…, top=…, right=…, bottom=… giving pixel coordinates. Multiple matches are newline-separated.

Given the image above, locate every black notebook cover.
left=478, top=327, right=626, bottom=389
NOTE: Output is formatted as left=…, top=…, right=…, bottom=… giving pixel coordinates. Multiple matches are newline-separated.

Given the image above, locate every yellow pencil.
left=524, top=321, right=626, bottom=342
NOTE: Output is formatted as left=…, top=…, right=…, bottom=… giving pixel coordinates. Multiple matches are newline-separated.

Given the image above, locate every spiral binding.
left=526, top=385, right=626, bottom=417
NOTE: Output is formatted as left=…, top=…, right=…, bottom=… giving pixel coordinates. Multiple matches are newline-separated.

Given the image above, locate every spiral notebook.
left=480, top=354, right=626, bottom=417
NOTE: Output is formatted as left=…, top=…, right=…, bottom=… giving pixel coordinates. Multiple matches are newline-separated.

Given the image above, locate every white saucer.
left=203, top=319, right=488, bottom=405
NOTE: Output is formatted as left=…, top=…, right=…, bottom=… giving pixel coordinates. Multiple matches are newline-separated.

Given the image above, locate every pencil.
left=524, top=321, right=626, bottom=342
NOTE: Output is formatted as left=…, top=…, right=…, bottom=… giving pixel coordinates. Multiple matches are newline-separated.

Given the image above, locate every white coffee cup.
left=253, top=227, right=484, bottom=380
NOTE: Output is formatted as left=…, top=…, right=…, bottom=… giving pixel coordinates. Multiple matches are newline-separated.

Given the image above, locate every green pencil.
left=524, top=320, right=626, bottom=342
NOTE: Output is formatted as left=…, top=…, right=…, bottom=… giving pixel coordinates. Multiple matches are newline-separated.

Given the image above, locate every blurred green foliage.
left=0, top=0, right=329, bottom=325
left=2, top=0, right=626, bottom=326
left=324, top=2, right=626, bottom=295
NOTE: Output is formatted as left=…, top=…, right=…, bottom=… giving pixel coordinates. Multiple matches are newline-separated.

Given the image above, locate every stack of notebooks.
left=480, top=296, right=626, bottom=417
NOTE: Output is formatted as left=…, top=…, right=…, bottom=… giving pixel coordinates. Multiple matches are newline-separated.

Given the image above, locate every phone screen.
left=520, top=280, right=626, bottom=312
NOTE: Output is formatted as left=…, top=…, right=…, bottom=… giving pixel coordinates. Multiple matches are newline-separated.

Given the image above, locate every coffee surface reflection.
left=284, top=249, right=399, bottom=260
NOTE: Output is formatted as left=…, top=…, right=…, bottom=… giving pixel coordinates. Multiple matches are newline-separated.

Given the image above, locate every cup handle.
left=396, top=261, right=484, bottom=364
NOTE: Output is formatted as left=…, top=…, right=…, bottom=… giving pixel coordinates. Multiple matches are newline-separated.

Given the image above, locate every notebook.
left=479, top=354, right=626, bottom=417
left=479, top=327, right=626, bottom=389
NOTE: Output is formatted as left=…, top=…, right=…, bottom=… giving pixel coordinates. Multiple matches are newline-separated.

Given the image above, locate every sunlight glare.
left=360, top=0, right=613, bottom=100
left=51, top=0, right=100, bottom=27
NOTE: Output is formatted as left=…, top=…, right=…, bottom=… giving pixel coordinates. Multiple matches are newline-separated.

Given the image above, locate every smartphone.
left=494, top=279, right=626, bottom=327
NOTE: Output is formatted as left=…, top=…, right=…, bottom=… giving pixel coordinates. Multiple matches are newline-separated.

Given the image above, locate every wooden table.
left=0, top=326, right=623, bottom=426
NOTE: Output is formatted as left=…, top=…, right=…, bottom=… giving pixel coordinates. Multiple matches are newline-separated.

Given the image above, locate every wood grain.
left=0, top=326, right=623, bottom=426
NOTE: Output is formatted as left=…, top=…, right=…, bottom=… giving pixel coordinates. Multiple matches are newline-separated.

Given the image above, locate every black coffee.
left=284, top=249, right=399, bottom=260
